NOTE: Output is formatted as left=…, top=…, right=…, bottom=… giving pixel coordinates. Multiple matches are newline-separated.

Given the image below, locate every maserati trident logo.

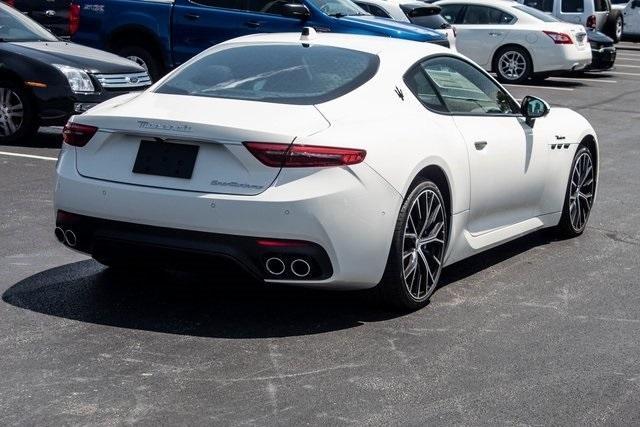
left=137, top=121, right=192, bottom=133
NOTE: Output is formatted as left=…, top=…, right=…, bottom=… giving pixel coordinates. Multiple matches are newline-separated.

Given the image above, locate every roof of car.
left=221, top=31, right=451, bottom=57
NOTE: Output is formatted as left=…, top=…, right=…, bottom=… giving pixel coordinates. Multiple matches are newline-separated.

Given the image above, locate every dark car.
left=587, top=28, right=616, bottom=69
left=2, top=0, right=72, bottom=38
left=0, top=3, right=151, bottom=143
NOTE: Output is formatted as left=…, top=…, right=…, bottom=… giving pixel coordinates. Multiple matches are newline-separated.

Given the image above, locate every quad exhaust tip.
left=265, top=257, right=286, bottom=276
left=54, top=227, right=65, bottom=243
left=291, top=259, right=311, bottom=278
left=64, top=229, right=77, bottom=247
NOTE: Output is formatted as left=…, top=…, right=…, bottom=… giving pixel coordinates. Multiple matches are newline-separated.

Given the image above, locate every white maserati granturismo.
left=436, top=0, right=592, bottom=83
left=54, top=30, right=598, bottom=310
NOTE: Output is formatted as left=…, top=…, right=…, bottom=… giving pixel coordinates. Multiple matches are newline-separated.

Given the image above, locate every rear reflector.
left=257, top=239, right=308, bottom=248
left=244, top=142, right=366, bottom=168
left=543, top=30, right=573, bottom=44
left=62, top=122, right=98, bottom=147
left=69, top=3, right=81, bottom=36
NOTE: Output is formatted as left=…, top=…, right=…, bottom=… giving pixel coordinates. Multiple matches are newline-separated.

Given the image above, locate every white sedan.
left=352, top=0, right=457, bottom=49
left=54, top=30, right=598, bottom=310
left=436, top=0, right=592, bottom=83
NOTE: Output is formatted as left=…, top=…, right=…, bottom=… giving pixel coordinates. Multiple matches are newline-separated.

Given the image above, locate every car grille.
left=93, top=72, right=152, bottom=90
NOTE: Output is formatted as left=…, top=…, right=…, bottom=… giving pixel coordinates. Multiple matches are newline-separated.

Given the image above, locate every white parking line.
left=503, top=84, right=574, bottom=91
left=617, top=57, right=640, bottom=62
left=600, top=71, right=640, bottom=77
left=0, top=151, right=57, bottom=161
left=617, top=64, right=640, bottom=68
left=548, top=77, right=617, bottom=84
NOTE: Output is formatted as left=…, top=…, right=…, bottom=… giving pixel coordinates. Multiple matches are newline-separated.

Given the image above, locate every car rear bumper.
left=54, top=147, right=403, bottom=290
left=589, top=46, right=616, bottom=70
left=532, top=44, right=592, bottom=73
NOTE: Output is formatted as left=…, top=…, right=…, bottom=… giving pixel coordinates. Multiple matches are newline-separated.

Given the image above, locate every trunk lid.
left=75, top=93, right=330, bottom=195
left=546, top=23, right=589, bottom=49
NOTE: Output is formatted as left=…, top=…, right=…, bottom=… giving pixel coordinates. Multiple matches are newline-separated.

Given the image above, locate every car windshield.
left=155, top=44, right=380, bottom=105
left=307, top=0, right=369, bottom=16
left=0, top=4, right=57, bottom=42
left=513, top=4, right=561, bottom=21
left=401, top=5, right=451, bottom=29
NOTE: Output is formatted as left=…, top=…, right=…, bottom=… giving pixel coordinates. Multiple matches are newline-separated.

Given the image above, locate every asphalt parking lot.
left=1, top=43, right=640, bottom=425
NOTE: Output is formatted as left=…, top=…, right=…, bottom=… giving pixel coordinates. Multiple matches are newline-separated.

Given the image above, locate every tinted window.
left=594, top=0, right=607, bottom=11
left=404, top=66, right=447, bottom=112
left=562, top=0, right=584, bottom=12
left=191, top=0, right=244, bottom=9
left=156, top=44, right=379, bottom=105
left=357, top=3, right=391, bottom=17
left=307, top=0, right=368, bottom=16
left=0, top=4, right=57, bottom=42
left=246, top=0, right=301, bottom=14
left=439, top=4, right=464, bottom=23
left=462, top=5, right=515, bottom=24
left=522, top=0, right=554, bottom=12
left=419, top=56, right=518, bottom=115
left=401, top=5, right=451, bottom=28
left=514, top=4, right=560, bottom=20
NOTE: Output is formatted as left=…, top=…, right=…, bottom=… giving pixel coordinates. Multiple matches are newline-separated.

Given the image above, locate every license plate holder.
left=133, top=140, right=199, bottom=179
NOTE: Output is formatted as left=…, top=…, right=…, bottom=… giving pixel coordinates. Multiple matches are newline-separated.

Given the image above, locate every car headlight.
left=53, top=64, right=95, bottom=93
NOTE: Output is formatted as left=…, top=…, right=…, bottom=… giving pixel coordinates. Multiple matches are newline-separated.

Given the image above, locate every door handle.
left=245, top=20, right=262, bottom=28
left=474, top=141, right=488, bottom=150
left=185, top=13, right=200, bottom=20
left=488, top=32, right=503, bottom=36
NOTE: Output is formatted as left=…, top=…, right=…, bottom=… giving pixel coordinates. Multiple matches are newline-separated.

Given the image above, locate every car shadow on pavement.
left=1, top=129, right=62, bottom=149
left=2, top=231, right=555, bottom=338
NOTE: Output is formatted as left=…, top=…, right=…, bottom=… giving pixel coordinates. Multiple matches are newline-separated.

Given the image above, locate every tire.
left=0, top=81, right=38, bottom=144
left=493, top=46, right=533, bottom=84
left=376, top=180, right=448, bottom=311
left=556, top=146, right=596, bottom=238
left=610, top=15, right=623, bottom=43
left=115, top=45, right=162, bottom=82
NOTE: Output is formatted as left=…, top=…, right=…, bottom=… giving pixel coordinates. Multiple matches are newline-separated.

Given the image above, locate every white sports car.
left=54, top=30, right=598, bottom=310
left=436, top=0, right=592, bottom=83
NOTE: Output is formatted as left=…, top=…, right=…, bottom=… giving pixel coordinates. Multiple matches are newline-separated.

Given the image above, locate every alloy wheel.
left=569, top=151, right=594, bottom=231
left=499, top=51, right=526, bottom=80
left=616, top=18, right=623, bottom=41
left=402, top=188, right=446, bottom=301
left=0, top=87, right=24, bottom=137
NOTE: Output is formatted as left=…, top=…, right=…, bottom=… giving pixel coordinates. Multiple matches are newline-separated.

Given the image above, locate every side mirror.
left=282, top=3, right=311, bottom=19
left=521, top=95, right=550, bottom=127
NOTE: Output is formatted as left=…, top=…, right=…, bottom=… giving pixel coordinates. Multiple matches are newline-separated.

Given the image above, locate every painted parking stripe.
left=503, top=84, right=574, bottom=91
left=617, top=57, right=640, bottom=62
left=548, top=77, right=617, bottom=84
left=617, top=64, right=640, bottom=68
left=0, top=151, right=57, bottom=161
left=599, top=71, right=640, bottom=76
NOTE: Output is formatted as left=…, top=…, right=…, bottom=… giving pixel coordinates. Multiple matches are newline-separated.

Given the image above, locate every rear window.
left=155, top=44, right=379, bottom=105
left=514, top=4, right=560, bottom=21
left=401, top=5, right=451, bottom=29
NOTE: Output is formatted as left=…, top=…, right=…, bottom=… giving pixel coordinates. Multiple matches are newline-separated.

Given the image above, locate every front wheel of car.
left=613, top=16, right=623, bottom=43
left=556, top=146, right=596, bottom=238
left=0, top=82, right=38, bottom=144
left=493, top=46, right=532, bottom=84
left=116, top=45, right=162, bottom=82
left=377, top=180, right=448, bottom=311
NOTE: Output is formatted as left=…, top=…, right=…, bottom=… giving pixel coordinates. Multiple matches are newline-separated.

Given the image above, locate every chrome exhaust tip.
left=265, top=257, right=286, bottom=276
left=64, top=229, right=77, bottom=247
left=54, top=227, right=65, bottom=243
left=291, top=259, right=311, bottom=278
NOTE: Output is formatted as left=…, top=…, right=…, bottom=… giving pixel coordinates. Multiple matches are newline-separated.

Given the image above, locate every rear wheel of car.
left=493, top=46, right=532, bottom=84
left=556, top=146, right=595, bottom=238
left=613, top=16, right=623, bottom=43
left=0, top=82, right=38, bottom=144
left=116, top=45, right=162, bottom=82
left=377, top=180, right=448, bottom=311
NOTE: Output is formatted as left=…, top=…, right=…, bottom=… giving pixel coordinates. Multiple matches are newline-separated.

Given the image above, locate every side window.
left=561, top=0, right=584, bottom=12
left=594, top=0, right=607, bottom=11
left=246, top=0, right=301, bottom=14
left=355, top=2, right=371, bottom=13
left=368, top=4, right=392, bottom=17
left=420, top=56, right=518, bottom=115
left=462, top=6, right=515, bottom=24
left=404, top=65, right=447, bottom=112
left=191, top=0, right=244, bottom=10
left=439, top=4, right=464, bottom=23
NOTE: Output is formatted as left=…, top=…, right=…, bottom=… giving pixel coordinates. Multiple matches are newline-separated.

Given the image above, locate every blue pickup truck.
left=70, top=0, right=448, bottom=80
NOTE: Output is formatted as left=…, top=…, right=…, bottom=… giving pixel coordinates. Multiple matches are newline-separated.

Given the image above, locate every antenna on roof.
left=300, top=27, right=317, bottom=42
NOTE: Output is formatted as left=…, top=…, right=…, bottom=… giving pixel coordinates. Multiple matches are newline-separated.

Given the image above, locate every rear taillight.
left=69, top=3, right=80, bottom=36
left=62, top=122, right=97, bottom=147
left=5, top=0, right=15, bottom=7
left=243, top=142, right=366, bottom=168
left=586, top=14, right=596, bottom=29
left=543, top=30, right=573, bottom=44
